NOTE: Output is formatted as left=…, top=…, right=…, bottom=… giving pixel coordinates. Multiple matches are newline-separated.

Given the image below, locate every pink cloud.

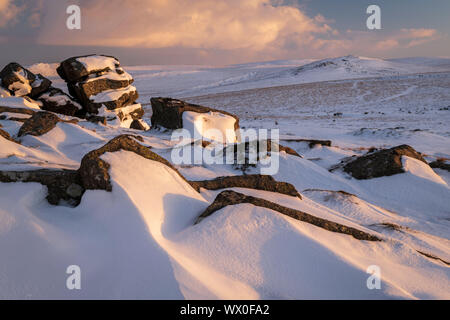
left=0, top=0, right=23, bottom=27
left=28, top=0, right=444, bottom=62
left=37, top=0, right=336, bottom=50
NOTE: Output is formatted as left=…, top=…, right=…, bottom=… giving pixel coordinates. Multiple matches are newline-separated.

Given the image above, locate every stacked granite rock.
left=57, top=55, right=147, bottom=129
left=0, top=62, right=81, bottom=116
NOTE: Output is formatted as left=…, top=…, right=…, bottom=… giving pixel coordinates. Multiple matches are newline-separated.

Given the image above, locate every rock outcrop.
left=343, top=144, right=427, bottom=179
left=190, top=174, right=302, bottom=198
left=0, top=169, right=84, bottom=205
left=0, top=134, right=197, bottom=206
left=79, top=134, right=195, bottom=191
left=195, top=190, right=381, bottom=241
left=56, top=55, right=145, bottom=129
left=0, top=62, right=85, bottom=119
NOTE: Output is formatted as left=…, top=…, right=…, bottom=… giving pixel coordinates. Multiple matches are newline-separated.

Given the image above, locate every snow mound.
left=291, top=55, right=421, bottom=78
left=402, top=156, right=447, bottom=186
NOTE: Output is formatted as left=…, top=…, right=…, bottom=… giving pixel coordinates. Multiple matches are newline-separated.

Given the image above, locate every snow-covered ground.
left=1, top=56, right=449, bottom=299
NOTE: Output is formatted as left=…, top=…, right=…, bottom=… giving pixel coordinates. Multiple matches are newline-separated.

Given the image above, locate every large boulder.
left=56, top=54, right=124, bottom=83
left=151, top=97, right=239, bottom=131
left=0, top=62, right=36, bottom=96
left=57, top=55, right=142, bottom=128
left=343, top=144, right=427, bottom=179
left=17, top=111, right=60, bottom=137
left=37, top=87, right=82, bottom=116
left=79, top=135, right=193, bottom=191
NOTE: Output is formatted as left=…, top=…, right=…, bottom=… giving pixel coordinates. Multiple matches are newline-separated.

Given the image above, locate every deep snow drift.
left=0, top=56, right=449, bottom=299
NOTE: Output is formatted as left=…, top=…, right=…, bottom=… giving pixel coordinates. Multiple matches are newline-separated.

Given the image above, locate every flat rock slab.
left=190, top=174, right=302, bottom=198
left=280, top=138, right=332, bottom=148
left=86, top=88, right=139, bottom=114
left=69, top=77, right=133, bottom=104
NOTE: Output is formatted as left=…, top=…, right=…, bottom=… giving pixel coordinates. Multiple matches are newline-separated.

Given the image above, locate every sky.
left=0, top=0, right=449, bottom=66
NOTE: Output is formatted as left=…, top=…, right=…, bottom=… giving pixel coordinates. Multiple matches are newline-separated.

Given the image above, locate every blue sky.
left=299, top=0, right=450, bottom=31
left=0, top=0, right=448, bottom=66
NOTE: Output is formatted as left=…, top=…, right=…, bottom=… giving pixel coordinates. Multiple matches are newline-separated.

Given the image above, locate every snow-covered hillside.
left=0, top=56, right=449, bottom=299
left=29, top=56, right=450, bottom=99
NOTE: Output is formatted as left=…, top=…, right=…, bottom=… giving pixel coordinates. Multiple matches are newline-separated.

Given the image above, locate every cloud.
left=335, top=28, right=440, bottom=56
left=399, top=28, right=439, bottom=48
left=0, top=0, right=23, bottom=27
left=37, top=0, right=335, bottom=51
left=7, top=0, right=443, bottom=63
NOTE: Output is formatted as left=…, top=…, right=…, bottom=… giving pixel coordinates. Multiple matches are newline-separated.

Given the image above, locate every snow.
left=85, top=70, right=133, bottom=83
left=28, top=63, right=59, bottom=77
left=182, top=111, right=237, bottom=143
left=127, top=55, right=450, bottom=99
left=39, top=92, right=82, bottom=109
left=0, top=96, right=41, bottom=109
left=0, top=55, right=449, bottom=299
left=90, top=85, right=136, bottom=103
left=402, top=156, right=447, bottom=186
left=77, top=56, right=120, bottom=73
left=96, top=103, right=144, bottom=128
